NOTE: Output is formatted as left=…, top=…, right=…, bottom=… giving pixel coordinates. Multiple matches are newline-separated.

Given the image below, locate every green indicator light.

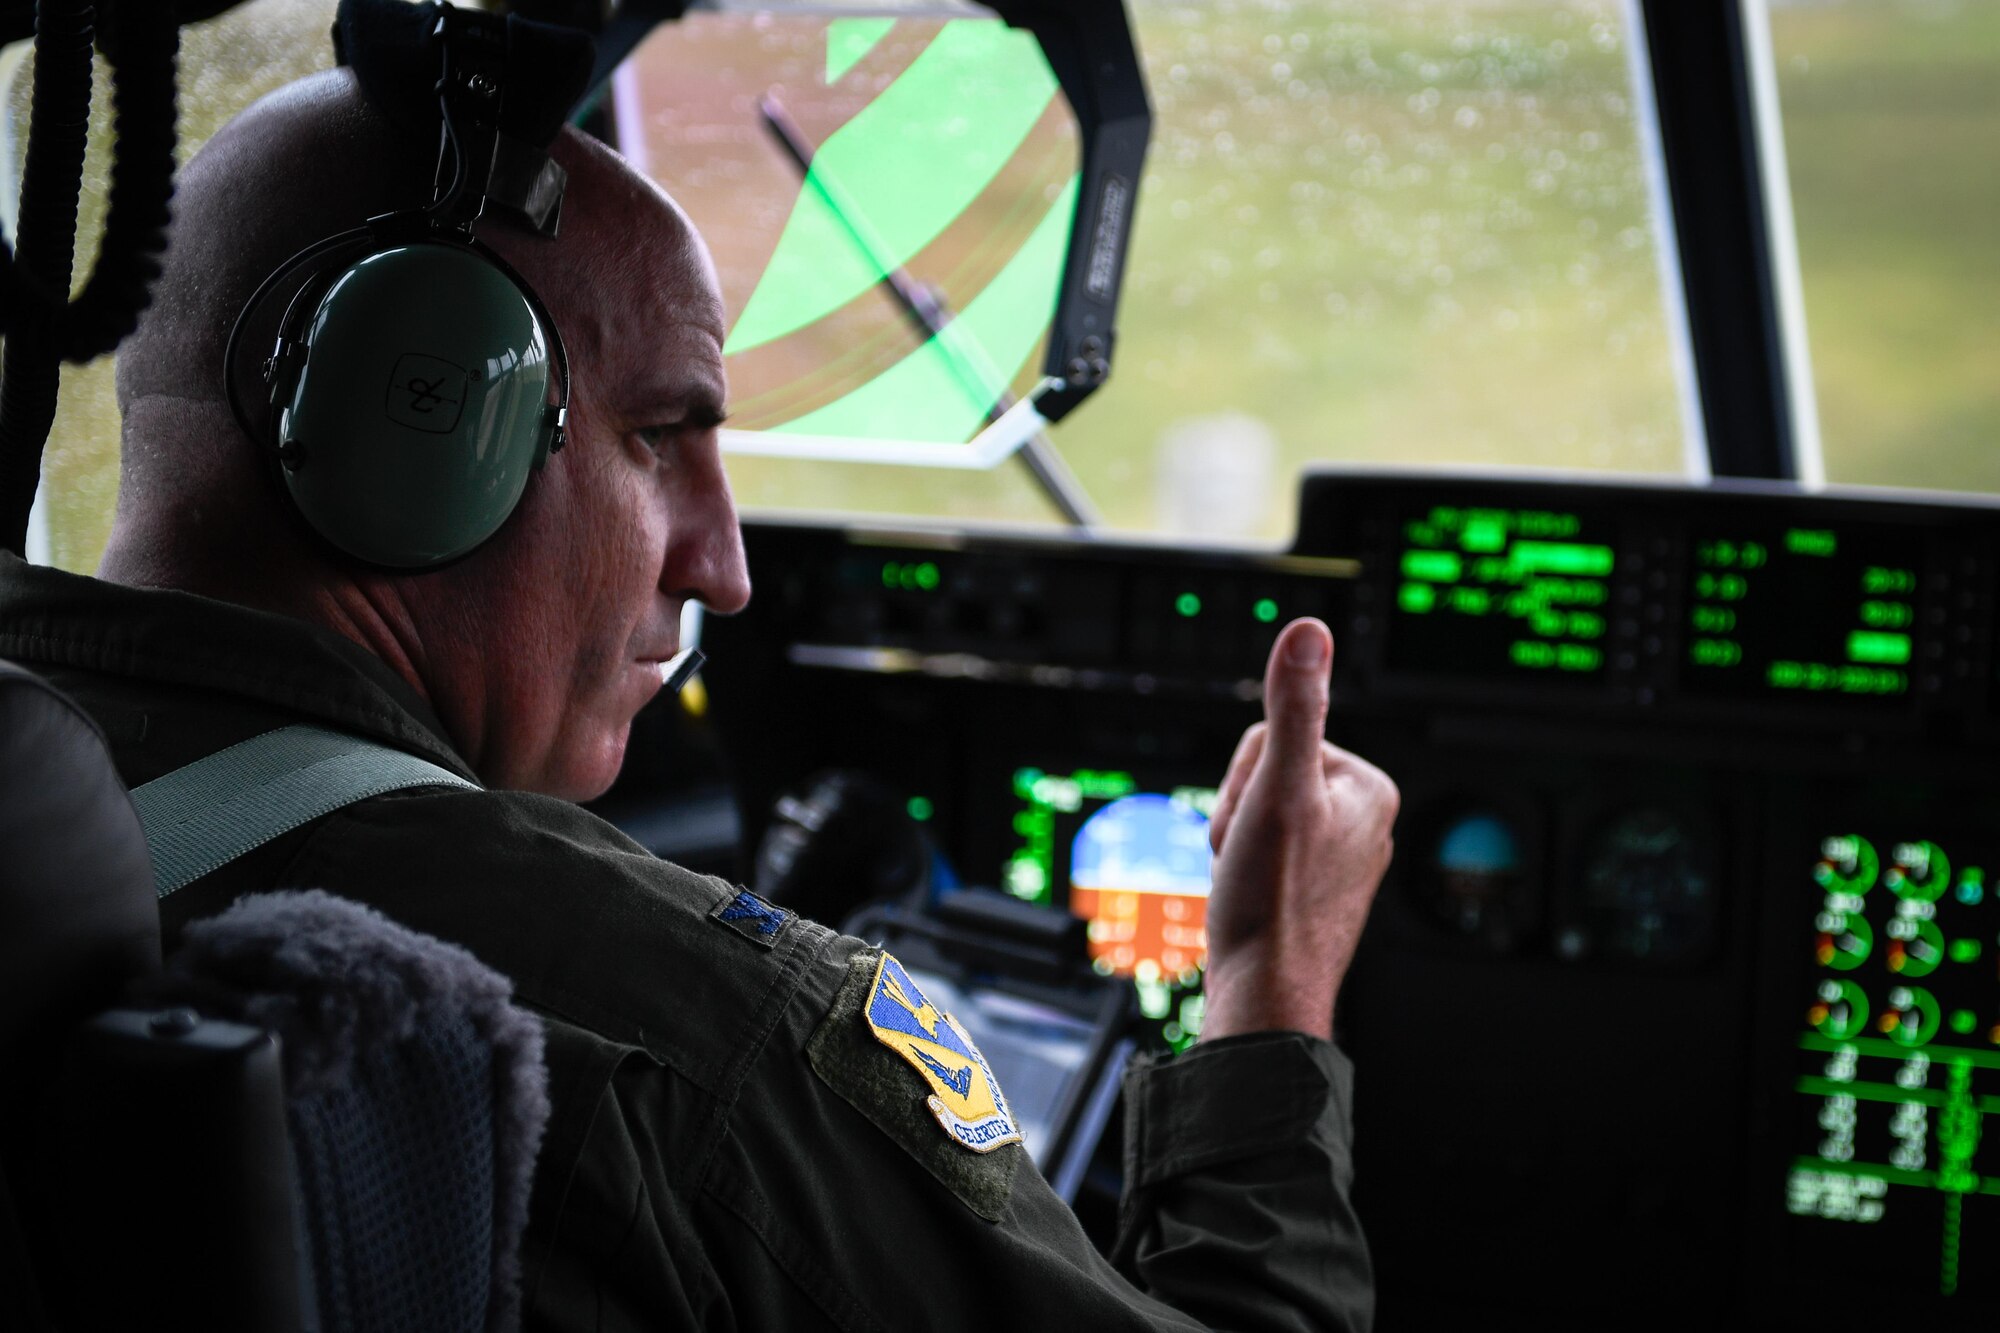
left=1536, top=579, right=1605, bottom=606
left=1957, top=868, right=1985, bottom=906
left=1938, top=1060, right=1979, bottom=1201
left=1514, top=510, right=1581, bottom=538
left=1460, top=514, right=1507, bottom=554
left=1847, top=631, right=1911, bottom=666
left=1512, top=542, right=1613, bottom=577
left=1401, top=550, right=1463, bottom=582
left=1567, top=612, right=1606, bottom=639
left=1694, top=573, right=1749, bottom=601
left=906, top=796, right=934, bottom=822
left=1556, top=644, right=1601, bottom=672
left=1510, top=641, right=1557, bottom=669
left=1862, top=566, right=1917, bottom=595
left=1767, top=661, right=1907, bottom=695
left=1887, top=916, right=1945, bottom=977
left=882, top=561, right=900, bottom=588
left=1860, top=600, right=1914, bottom=629
left=1074, top=770, right=1137, bottom=801
left=1696, top=539, right=1769, bottom=568
left=1951, top=1010, right=1979, bottom=1035
left=1689, top=638, right=1743, bottom=668
left=1810, top=977, right=1870, bottom=1040
left=1815, top=835, right=1879, bottom=894
left=1450, top=587, right=1493, bottom=616
left=1819, top=912, right=1873, bottom=970
left=1690, top=606, right=1737, bottom=633
left=1950, top=939, right=1982, bottom=964
left=1252, top=598, right=1279, bottom=623
left=1004, top=854, right=1049, bottom=902
left=1882, top=985, right=1941, bottom=1048
left=913, top=562, right=941, bottom=591
left=1786, top=528, right=1837, bottom=557
left=1884, top=840, right=1950, bottom=902
left=1398, top=583, right=1436, bottom=614
left=1175, top=592, right=1202, bottom=618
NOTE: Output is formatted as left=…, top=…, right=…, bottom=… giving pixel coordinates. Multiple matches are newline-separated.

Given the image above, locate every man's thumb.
left=1261, top=618, right=1332, bottom=778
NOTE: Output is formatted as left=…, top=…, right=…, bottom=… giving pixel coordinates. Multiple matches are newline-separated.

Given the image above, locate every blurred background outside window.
left=3, top=0, right=1993, bottom=571
left=636, top=0, right=1699, bottom=539
left=3, top=0, right=339, bottom=572
left=1764, top=0, right=2000, bottom=494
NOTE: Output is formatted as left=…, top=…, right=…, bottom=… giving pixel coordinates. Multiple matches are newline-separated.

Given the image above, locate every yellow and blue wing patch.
left=864, top=954, right=1021, bottom=1153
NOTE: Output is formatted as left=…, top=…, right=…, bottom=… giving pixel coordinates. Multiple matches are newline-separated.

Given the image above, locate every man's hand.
left=1201, top=618, right=1399, bottom=1042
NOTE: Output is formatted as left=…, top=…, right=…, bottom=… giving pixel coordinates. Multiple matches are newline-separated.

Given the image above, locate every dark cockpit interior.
left=667, top=470, right=2000, bottom=1326
left=5, top=0, right=1998, bottom=1329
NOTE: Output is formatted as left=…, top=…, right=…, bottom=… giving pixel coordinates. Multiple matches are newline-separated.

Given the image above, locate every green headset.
left=225, top=2, right=574, bottom=571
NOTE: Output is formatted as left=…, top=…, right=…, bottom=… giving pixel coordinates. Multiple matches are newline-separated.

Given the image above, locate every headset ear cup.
left=225, top=228, right=375, bottom=455
left=266, top=240, right=563, bottom=570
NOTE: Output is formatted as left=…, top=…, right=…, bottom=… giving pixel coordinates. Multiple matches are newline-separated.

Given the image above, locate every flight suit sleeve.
left=1113, top=1031, right=1374, bottom=1333
left=519, top=1028, right=732, bottom=1332
left=690, top=940, right=1374, bottom=1333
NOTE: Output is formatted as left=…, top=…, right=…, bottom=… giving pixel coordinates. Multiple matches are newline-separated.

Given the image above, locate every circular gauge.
left=1414, top=806, right=1535, bottom=951
left=1811, top=978, right=1868, bottom=1041
left=1884, top=840, right=1950, bottom=904
left=1815, top=909, right=1873, bottom=971
left=1885, top=915, right=1946, bottom=978
left=1880, top=985, right=1941, bottom=1047
left=1567, top=808, right=1715, bottom=964
left=1814, top=835, right=1879, bottom=896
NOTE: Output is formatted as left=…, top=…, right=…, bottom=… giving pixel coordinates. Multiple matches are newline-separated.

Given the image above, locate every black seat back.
left=0, top=661, right=159, bottom=1056
left=0, top=660, right=306, bottom=1332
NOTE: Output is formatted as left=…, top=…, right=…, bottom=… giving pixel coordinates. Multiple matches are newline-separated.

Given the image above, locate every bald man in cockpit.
left=0, top=64, right=1398, bottom=1331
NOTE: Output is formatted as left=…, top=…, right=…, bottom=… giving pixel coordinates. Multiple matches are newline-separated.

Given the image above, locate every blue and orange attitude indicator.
left=864, top=953, right=1021, bottom=1153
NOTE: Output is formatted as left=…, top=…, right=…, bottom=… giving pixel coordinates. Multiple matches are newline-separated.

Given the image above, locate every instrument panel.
left=1309, top=476, right=1994, bottom=729
left=689, top=470, right=2000, bottom=1330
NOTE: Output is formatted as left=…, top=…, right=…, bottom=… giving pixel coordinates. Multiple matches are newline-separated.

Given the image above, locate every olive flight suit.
left=0, top=552, right=1373, bottom=1331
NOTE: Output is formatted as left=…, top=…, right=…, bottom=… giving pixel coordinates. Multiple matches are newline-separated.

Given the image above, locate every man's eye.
left=636, top=410, right=726, bottom=452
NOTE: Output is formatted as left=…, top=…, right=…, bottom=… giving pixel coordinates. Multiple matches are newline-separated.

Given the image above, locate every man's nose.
left=667, top=456, right=752, bottom=615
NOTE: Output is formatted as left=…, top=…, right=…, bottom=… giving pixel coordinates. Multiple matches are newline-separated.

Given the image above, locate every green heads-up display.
left=274, top=245, right=558, bottom=568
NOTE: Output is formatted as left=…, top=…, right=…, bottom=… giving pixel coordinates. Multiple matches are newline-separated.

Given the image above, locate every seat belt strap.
left=130, top=724, right=479, bottom=899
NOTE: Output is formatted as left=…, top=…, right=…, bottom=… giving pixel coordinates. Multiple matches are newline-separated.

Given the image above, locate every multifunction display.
left=1786, top=832, right=1998, bottom=1300
left=1681, top=524, right=1922, bottom=705
left=1002, top=766, right=1216, bottom=1051
left=1386, top=504, right=1616, bottom=683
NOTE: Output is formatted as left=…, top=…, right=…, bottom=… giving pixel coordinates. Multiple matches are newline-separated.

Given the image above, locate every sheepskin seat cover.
left=144, top=890, right=549, bottom=1333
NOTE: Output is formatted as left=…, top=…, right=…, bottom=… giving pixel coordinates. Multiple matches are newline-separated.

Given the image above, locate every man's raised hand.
left=1201, top=618, right=1399, bottom=1042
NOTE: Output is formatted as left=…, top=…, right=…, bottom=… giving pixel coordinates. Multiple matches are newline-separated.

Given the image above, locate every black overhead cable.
left=0, top=0, right=96, bottom=558
left=0, top=0, right=182, bottom=557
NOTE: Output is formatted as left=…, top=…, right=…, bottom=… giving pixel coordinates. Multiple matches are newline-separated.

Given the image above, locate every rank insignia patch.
left=864, top=953, right=1021, bottom=1153
left=709, top=887, right=792, bottom=947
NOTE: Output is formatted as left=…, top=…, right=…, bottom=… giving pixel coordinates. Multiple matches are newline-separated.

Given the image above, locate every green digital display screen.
left=1384, top=505, right=1616, bottom=683
left=1002, top=767, right=1217, bottom=1053
left=1786, top=833, right=2000, bottom=1300
left=1680, top=525, right=1922, bottom=706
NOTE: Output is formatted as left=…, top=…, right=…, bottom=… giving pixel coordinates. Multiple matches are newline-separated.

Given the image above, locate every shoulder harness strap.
left=130, top=724, right=478, bottom=898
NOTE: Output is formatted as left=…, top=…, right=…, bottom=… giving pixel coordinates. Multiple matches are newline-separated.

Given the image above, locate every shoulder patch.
left=863, top=954, right=1022, bottom=1154
left=806, top=948, right=1022, bottom=1221
left=709, top=887, right=792, bottom=947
